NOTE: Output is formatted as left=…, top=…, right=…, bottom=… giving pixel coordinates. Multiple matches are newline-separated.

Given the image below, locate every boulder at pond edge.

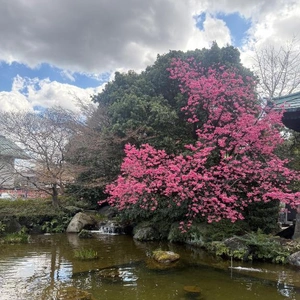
left=66, top=212, right=97, bottom=233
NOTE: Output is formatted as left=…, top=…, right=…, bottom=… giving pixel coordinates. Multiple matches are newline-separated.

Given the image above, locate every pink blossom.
left=102, top=60, right=300, bottom=229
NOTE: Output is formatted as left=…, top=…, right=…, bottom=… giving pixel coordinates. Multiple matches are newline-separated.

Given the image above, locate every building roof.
left=272, top=91, right=300, bottom=112
left=0, top=135, right=30, bottom=159
left=272, top=91, right=300, bottom=132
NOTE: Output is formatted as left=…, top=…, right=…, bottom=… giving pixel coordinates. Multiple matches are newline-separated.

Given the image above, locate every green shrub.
left=206, top=230, right=300, bottom=264
left=41, top=215, right=73, bottom=233
left=204, top=219, right=249, bottom=241
left=241, top=230, right=300, bottom=264
left=243, top=201, right=280, bottom=234
left=65, top=185, right=106, bottom=209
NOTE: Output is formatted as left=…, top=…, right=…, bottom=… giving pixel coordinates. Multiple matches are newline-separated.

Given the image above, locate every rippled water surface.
left=1, top=233, right=300, bottom=300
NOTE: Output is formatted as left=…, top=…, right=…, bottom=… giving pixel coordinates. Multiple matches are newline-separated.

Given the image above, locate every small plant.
left=41, top=215, right=73, bottom=233
left=74, top=248, right=98, bottom=260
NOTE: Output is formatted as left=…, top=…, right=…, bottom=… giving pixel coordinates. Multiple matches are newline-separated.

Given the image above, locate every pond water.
left=1, top=233, right=300, bottom=300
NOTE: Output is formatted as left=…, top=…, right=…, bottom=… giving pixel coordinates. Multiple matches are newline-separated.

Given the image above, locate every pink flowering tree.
left=103, top=59, right=300, bottom=230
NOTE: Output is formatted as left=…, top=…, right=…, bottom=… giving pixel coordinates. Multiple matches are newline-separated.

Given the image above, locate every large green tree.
left=74, top=44, right=254, bottom=191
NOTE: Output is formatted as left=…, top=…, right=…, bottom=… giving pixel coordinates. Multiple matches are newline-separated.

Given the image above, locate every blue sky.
left=216, top=13, right=252, bottom=47
left=0, top=62, right=110, bottom=91
left=0, top=0, right=298, bottom=112
left=195, top=12, right=251, bottom=47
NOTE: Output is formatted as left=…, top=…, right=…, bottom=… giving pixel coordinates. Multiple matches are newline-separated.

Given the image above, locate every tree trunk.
left=52, top=184, right=60, bottom=208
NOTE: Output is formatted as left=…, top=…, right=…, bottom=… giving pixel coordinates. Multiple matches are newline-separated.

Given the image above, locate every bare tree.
left=253, top=37, right=300, bottom=98
left=0, top=108, right=85, bottom=207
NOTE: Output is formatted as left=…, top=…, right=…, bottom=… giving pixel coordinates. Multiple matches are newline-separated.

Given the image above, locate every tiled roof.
left=0, top=135, right=29, bottom=159
left=272, top=91, right=300, bottom=111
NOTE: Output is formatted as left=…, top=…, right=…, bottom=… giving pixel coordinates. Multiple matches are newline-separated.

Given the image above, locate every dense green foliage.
left=71, top=43, right=289, bottom=234
left=206, top=230, right=300, bottom=264
left=73, top=44, right=253, bottom=188
left=244, top=201, right=281, bottom=234
left=277, top=131, right=300, bottom=191
left=66, top=185, right=107, bottom=209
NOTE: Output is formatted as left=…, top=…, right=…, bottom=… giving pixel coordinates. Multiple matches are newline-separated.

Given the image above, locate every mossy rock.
left=133, top=222, right=161, bottom=241
left=145, top=257, right=180, bottom=270
left=152, top=250, right=180, bottom=264
left=183, top=285, right=204, bottom=299
left=97, top=267, right=123, bottom=282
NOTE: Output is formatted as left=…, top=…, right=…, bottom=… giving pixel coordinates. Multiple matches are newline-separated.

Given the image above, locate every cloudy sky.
left=0, top=0, right=299, bottom=112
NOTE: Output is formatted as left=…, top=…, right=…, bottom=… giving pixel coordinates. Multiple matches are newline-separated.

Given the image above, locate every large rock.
left=224, top=236, right=249, bottom=252
left=4, top=217, right=22, bottom=233
left=152, top=250, right=180, bottom=263
left=288, top=251, right=300, bottom=267
left=133, top=223, right=161, bottom=241
left=66, top=212, right=97, bottom=233
left=98, top=205, right=117, bottom=219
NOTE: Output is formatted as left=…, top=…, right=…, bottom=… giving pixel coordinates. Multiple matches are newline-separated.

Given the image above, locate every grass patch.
left=0, top=196, right=86, bottom=218
left=0, top=198, right=58, bottom=218
left=74, top=248, right=99, bottom=260
left=0, top=196, right=82, bottom=234
left=1, top=231, right=29, bottom=244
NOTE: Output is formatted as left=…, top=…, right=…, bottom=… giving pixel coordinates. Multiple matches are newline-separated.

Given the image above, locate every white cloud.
left=0, top=91, right=32, bottom=112
left=0, top=76, right=102, bottom=113
left=0, top=0, right=299, bottom=112
left=0, top=0, right=297, bottom=75
left=239, top=0, right=300, bottom=70
left=187, top=14, right=232, bottom=50
left=0, top=0, right=199, bottom=73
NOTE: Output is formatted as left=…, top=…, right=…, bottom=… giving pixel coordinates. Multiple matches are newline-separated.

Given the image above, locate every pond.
left=0, top=233, right=300, bottom=300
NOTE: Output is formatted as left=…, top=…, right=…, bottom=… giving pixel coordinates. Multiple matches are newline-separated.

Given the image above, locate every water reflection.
left=0, top=251, right=72, bottom=300
left=0, top=233, right=299, bottom=300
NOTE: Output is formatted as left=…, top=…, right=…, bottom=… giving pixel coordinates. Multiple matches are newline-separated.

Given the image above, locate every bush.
left=41, top=214, right=73, bottom=233
left=65, top=185, right=106, bottom=209
left=244, top=201, right=280, bottom=234
left=206, top=230, right=300, bottom=264
left=204, top=220, right=249, bottom=241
